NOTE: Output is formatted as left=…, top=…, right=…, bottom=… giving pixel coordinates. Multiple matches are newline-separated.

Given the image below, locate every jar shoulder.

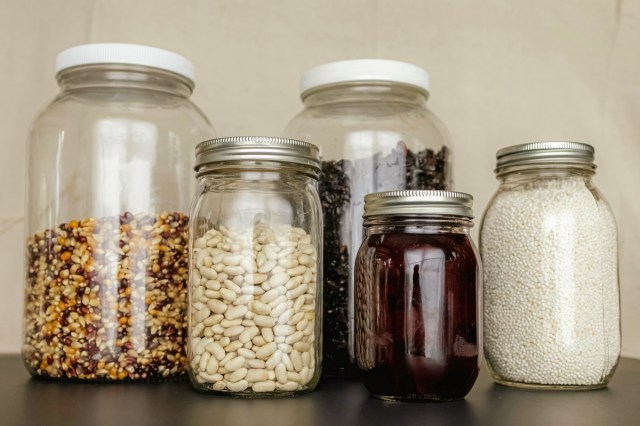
left=285, top=104, right=445, bottom=133
left=480, top=176, right=618, bottom=239
left=29, top=92, right=214, bottom=146
left=284, top=105, right=451, bottom=160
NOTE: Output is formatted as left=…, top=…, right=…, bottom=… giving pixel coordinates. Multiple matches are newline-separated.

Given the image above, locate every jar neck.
left=56, top=64, right=194, bottom=98
left=197, top=161, right=319, bottom=184
left=497, top=164, right=595, bottom=184
left=301, top=82, right=428, bottom=107
left=364, top=215, right=473, bottom=235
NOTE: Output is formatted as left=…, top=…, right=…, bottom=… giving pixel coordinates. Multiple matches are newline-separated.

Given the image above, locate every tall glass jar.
left=284, top=59, right=453, bottom=376
left=188, top=137, right=323, bottom=396
left=22, top=43, right=215, bottom=382
left=354, top=191, right=480, bottom=401
left=481, top=142, right=620, bottom=389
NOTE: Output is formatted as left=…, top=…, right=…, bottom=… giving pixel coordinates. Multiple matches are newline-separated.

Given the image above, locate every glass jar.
left=284, top=59, right=453, bottom=376
left=480, top=142, right=620, bottom=389
left=188, top=136, right=323, bottom=396
left=354, top=191, right=480, bottom=401
left=22, top=43, right=215, bottom=382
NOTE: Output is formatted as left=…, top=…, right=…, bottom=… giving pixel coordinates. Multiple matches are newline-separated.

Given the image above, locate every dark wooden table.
left=1, top=354, right=638, bottom=425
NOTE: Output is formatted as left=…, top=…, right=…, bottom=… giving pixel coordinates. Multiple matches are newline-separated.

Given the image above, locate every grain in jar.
left=480, top=142, right=620, bottom=389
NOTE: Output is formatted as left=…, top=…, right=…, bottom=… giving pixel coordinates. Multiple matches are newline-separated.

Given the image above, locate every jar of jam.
left=354, top=190, right=480, bottom=401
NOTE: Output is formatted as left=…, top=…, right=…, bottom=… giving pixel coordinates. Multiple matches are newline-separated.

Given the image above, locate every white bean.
left=206, top=356, right=219, bottom=374
left=237, top=348, right=256, bottom=359
left=246, top=368, right=269, bottom=382
left=247, top=359, right=266, bottom=369
left=301, top=351, right=311, bottom=368
left=277, top=381, right=300, bottom=391
left=225, top=305, right=248, bottom=320
left=198, top=372, right=222, bottom=383
left=261, top=327, right=274, bottom=343
left=239, top=326, right=260, bottom=343
left=252, top=381, right=276, bottom=393
left=195, top=337, right=213, bottom=355
left=274, top=325, right=295, bottom=336
left=206, top=342, right=226, bottom=361
left=254, top=315, right=276, bottom=328
left=194, top=307, right=211, bottom=323
left=291, top=350, right=303, bottom=371
left=227, top=380, right=249, bottom=392
left=252, top=301, right=271, bottom=315
left=265, top=350, right=283, bottom=370
left=199, top=352, right=211, bottom=373
left=256, top=342, right=277, bottom=360
left=190, top=224, right=318, bottom=394
left=220, top=288, right=237, bottom=302
left=285, top=331, right=304, bottom=345
left=227, top=367, right=248, bottom=382
left=224, top=325, right=244, bottom=337
left=275, top=363, right=288, bottom=384
left=225, top=356, right=245, bottom=372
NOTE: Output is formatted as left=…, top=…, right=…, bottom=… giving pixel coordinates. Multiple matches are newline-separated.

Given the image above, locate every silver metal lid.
left=363, top=190, right=474, bottom=218
left=195, top=136, right=321, bottom=175
left=496, top=141, right=595, bottom=172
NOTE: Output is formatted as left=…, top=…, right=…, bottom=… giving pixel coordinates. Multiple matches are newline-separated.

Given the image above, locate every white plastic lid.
left=300, top=59, right=430, bottom=96
left=55, top=43, right=195, bottom=82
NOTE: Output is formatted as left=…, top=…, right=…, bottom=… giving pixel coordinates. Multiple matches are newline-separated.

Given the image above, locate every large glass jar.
left=354, top=191, right=480, bottom=401
left=481, top=142, right=620, bottom=389
left=284, top=59, right=453, bottom=376
left=188, top=137, right=323, bottom=396
left=22, top=43, right=215, bottom=382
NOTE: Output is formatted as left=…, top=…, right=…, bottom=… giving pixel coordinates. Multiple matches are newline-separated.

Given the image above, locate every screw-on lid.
left=195, top=136, right=321, bottom=176
left=55, top=43, right=195, bottom=82
left=300, top=59, right=430, bottom=97
left=363, top=190, right=474, bottom=219
left=495, top=141, right=596, bottom=173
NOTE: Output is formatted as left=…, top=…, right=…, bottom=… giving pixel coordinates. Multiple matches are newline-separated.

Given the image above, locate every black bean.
left=319, top=142, right=450, bottom=376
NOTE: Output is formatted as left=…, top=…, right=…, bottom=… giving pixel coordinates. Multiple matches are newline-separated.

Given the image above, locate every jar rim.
left=363, top=190, right=474, bottom=219
left=495, top=141, right=596, bottom=174
left=194, top=136, right=321, bottom=176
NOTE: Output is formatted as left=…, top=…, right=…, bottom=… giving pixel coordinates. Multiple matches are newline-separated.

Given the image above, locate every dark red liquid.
left=354, top=231, right=479, bottom=401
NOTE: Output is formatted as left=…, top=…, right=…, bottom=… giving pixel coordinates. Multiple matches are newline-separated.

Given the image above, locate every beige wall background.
left=0, top=0, right=639, bottom=358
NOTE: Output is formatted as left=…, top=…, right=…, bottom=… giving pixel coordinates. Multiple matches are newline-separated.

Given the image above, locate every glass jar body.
left=354, top=217, right=479, bottom=401
left=22, top=64, right=215, bottom=382
left=188, top=163, right=323, bottom=396
left=284, top=82, right=453, bottom=376
left=480, top=167, right=621, bottom=389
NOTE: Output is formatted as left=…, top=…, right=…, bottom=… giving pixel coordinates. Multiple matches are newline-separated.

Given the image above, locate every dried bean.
left=189, top=223, right=318, bottom=393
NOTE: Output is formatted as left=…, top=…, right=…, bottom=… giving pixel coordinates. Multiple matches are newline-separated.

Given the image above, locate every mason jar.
left=284, top=59, right=453, bottom=376
left=355, top=190, right=480, bottom=401
left=188, top=136, right=323, bottom=396
left=481, top=142, right=620, bottom=389
left=22, top=43, right=215, bottom=382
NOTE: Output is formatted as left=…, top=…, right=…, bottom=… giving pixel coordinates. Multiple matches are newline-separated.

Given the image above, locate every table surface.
left=1, top=354, right=638, bottom=426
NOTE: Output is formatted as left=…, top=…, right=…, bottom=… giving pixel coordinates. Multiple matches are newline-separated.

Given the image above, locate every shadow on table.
left=16, top=379, right=192, bottom=425
left=355, top=395, right=475, bottom=426
left=472, top=383, right=617, bottom=426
